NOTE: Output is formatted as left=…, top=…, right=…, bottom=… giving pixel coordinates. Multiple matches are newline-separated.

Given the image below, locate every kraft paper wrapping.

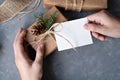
left=26, top=7, right=67, bottom=56
left=0, top=0, right=33, bottom=23
left=44, top=0, right=107, bottom=11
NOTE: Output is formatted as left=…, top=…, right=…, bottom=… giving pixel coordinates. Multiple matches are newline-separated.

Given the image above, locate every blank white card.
left=54, top=18, right=93, bottom=51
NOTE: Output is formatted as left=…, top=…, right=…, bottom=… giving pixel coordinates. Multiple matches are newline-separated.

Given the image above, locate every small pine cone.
left=31, top=24, right=46, bottom=36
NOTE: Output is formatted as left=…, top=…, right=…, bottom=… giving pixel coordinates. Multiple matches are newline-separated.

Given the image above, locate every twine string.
left=18, top=0, right=84, bottom=19
left=18, top=0, right=41, bottom=19
left=65, top=0, right=84, bottom=11
left=73, top=0, right=77, bottom=10
left=79, top=0, right=84, bottom=11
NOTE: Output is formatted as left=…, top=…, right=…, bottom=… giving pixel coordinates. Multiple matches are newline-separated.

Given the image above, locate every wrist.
left=21, top=76, right=41, bottom=80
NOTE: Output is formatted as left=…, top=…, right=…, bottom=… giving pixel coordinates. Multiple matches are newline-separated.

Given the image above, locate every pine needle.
left=35, top=11, right=58, bottom=30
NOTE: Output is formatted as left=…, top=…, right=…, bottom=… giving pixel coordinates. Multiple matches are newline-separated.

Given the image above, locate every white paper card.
left=54, top=18, right=93, bottom=51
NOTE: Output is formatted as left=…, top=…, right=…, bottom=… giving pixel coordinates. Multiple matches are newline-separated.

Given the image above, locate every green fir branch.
left=34, top=11, right=58, bottom=30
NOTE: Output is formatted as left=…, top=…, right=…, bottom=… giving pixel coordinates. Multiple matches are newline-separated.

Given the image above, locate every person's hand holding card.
left=54, top=18, right=93, bottom=51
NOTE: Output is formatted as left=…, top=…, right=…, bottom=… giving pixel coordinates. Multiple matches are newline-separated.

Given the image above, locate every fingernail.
left=19, top=28, right=23, bottom=32
left=39, top=44, right=44, bottom=51
left=39, top=44, right=44, bottom=54
left=40, top=44, right=44, bottom=49
left=23, top=29, right=27, bottom=33
left=84, top=24, right=89, bottom=30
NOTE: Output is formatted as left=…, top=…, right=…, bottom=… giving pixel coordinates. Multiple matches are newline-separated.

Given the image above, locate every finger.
left=16, top=29, right=26, bottom=45
left=87, top=11, right=101, bottom=23
left=14, top=28, right=23, bottom=46
left=35, top=44, right=44, bottom=63
left=92, top=32, right=107, bottom=41
left=14, top=28, right=26, bottom=45
left=16, top=28, right=23, bottom=37
left=14, top=28, right=27, bottom=55
left=87, top=10, right=107, bottom=23
left=84, top=23, right=106, bottom=35
left=14, top=29, right=26, bottom=52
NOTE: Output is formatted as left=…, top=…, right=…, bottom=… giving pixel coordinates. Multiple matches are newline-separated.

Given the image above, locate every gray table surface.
left=0, top=0, right=120, bottom=80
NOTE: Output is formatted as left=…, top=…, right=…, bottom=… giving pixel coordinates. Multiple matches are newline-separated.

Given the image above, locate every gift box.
left=26, top=7, right=67, bottom=56
left=44, top=0, right=107, bottom=11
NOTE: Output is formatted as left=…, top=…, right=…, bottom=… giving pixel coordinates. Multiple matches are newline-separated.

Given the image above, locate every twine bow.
left=31, top=23, right=76, bottom=51
left=65, top=0, right=84, bottom=11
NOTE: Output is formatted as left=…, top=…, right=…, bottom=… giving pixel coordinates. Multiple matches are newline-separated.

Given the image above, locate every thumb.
left=84, top=23, right=106, bottom=34
left=35, top=44, right=44, bottom=63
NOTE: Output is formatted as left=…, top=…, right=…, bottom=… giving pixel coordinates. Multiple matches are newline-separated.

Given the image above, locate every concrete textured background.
left=0, top=0, right=120, bottom=80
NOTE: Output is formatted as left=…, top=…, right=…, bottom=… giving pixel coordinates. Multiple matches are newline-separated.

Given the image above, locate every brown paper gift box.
left=26, top=7, right=67, bottom=56
left=44, top=0, right=107, bottom=11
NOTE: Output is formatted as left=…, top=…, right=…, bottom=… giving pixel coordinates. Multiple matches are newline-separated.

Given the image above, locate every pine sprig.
left=35, top=11, right=58, bottom=30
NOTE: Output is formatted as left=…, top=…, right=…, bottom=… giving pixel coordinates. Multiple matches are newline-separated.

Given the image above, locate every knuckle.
left=100, top=10, right=107, bottom=13
left=90, top=24, right=97, bottom=31
left=35, top=59, right=40, bottom=64
left=19, top=34, right=22, bottom=38
left=100, top=10, right=109, bottom=16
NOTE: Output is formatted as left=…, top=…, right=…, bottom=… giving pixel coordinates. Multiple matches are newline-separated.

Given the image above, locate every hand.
left=84, top=10, right=120, bottom=41
left=13, top=28, right=44, bottom=80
